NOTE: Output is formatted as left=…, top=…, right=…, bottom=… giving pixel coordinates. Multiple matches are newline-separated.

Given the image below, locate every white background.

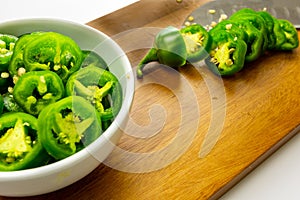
left=0, top=0, right=139, bottom=24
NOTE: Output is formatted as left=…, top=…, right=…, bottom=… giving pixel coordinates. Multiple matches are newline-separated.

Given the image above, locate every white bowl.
left=0, top=18, right=134, bottom=197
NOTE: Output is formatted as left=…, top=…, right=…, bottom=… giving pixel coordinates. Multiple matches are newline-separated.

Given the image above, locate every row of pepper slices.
left=0, top=31, right=122, bottom=171
left=137, top=8, right=299, bottom=77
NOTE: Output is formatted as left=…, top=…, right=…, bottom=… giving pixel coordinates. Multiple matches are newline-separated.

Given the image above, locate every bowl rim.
left=0, top=18, right=134, bottom=179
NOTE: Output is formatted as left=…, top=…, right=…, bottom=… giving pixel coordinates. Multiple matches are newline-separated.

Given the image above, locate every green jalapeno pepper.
left=137, top=25, right=212, bottom=78
left=0, top=34, right=18, bottom=71
left=137, top=26, right=187, bottom=78
left=38, top=96, right=102, bottom=160
left=0, top=72, right=12, bottom=94
left=231, top=19, right=264, bottom=62
left=180, top=24, right=212, bottom=62
left=81, top=50, right=108, bottom=69
left=66, top=66, right=122, bottom=122
left=8, top=33, right=39, bottom=78
left=273, top=18, right=287, bottom=50
left=276, top=19, right=299, bottom=51
left=0, top=34, right=17, bottom=93
left=210, top=19, right=248, bottom=43
left=0, top=112, right=48, bottom=171
left=13, top=71, right=65, bottom=116
left=230, top=9, right=269, bottom=53
left=9, top=32, right=83, bottom=82
left=206, top=30, right=247, bottom=76
left=257, top=11, right=277, bottom=50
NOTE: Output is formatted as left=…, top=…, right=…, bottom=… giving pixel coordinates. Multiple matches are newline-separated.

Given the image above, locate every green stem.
left=136, top=48, right=158, bottom=79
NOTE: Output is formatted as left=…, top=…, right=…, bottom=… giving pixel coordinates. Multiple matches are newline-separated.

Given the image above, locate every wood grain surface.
left=1, top=0, right=300, bottom=199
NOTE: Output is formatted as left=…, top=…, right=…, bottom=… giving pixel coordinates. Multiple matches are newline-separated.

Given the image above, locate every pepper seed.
left=1, top=72, right=9, bottom=79
left=188, top=16, right=194, bottom=22
left=13, top=75, right=19, bottom=84
left=53, top=65, right=61, bottom=71
left=229, top=48, right=235, bottom=54
left=226, top=59, right=234, bottom=66
left=40, top=76, right=46, bottom=84
left=0, top=40, right=6, bottom=48
left=219, top=14, right=228, bottom=22
left=17, top=67, right=26, bottom=77
left=225, top=24, right=232, bottom=30
left=208, top=9, right=216, bottom=14
left=42, top=93, right=53, bottom=100
left=27, top=96, right=37, bottom=104
left=184, top=21, right=191, bottom=27
left=9, top=43, right=15, bottom=51
left=8, top=86, right=13, bottom=94
left=210, top=21, right=217, bottom=28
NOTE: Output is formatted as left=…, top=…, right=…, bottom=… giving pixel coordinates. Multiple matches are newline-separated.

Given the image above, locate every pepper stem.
left=136, top=48, right=158, bottom=79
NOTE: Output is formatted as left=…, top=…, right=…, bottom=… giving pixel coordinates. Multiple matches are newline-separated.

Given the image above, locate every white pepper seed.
left=184, top=21, right=191, bottom=27
left=208, top=9, right=216, bottom=14
left=17, top=67, right=26, bottom=77
left=219, top=14, right=228, bottom=22
left=210, top=21, right=217, bottom=27
left=188, top=16, right=194, bottom=22
left=8, top=86, right=13, bottom=94
left=13, top=75, right=19, bottom=84
left=1, top=72, right=9, bottom=79
left=225, top=24, right=232, bottom=30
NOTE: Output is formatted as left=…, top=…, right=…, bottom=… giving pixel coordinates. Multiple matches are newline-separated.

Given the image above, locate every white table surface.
left=1, top=1, right=299, bottom=199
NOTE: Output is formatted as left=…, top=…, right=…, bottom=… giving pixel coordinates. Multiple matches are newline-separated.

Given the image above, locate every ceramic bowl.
left=0, top=18, right=134, bottom=197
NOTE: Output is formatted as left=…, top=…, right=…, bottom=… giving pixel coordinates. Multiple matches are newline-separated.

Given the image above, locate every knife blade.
left=183, top=0, right=300, bottom=29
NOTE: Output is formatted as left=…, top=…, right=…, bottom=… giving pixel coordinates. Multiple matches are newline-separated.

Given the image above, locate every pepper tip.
left=136, top=68, right=144, bottom=79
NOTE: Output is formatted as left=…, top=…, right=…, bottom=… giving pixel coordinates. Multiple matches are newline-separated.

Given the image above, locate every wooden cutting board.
left=1, top=0, right=299, bottom=199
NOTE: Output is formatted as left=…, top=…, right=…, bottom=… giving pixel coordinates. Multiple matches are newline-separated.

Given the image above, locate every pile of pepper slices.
left=0, top=31, right=122, bottom=171
left=137, top=8, right=299, bottom=77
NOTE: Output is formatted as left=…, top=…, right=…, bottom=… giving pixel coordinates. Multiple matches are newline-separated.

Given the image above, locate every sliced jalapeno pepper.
left=276, top=19, right=299, bottom=51
left=209, top=19, right=248, bottom=43
left=9, top=32, right=44, bottom=77
left=231, top=20, right=264, bottom=62
left=0, top=112, right=49, bottom=171
left=180, top=24, right=212, bottom=62
left=206, top=30, right=247, bottom=76
left=230, top=9, right=269, bottom=53
left=0, top=34, right=18, bottom=71
left=66, top=66, right=122, bottom=122
left=9, top=32, right=83, bottom=82
left=0, top=34, right=17, bottom=93
left=13, top=71, right=65, bottom=116
left=257, top=10, right=276, bottom=50
left=38, top=96, right=102, bottom=160
left=0, top=72, right=12, bottom=94
left=81, top=50, right=108, bottom=69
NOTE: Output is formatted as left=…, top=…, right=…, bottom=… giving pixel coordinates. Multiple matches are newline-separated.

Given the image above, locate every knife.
left=183, top=0, right=300, bottom=29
